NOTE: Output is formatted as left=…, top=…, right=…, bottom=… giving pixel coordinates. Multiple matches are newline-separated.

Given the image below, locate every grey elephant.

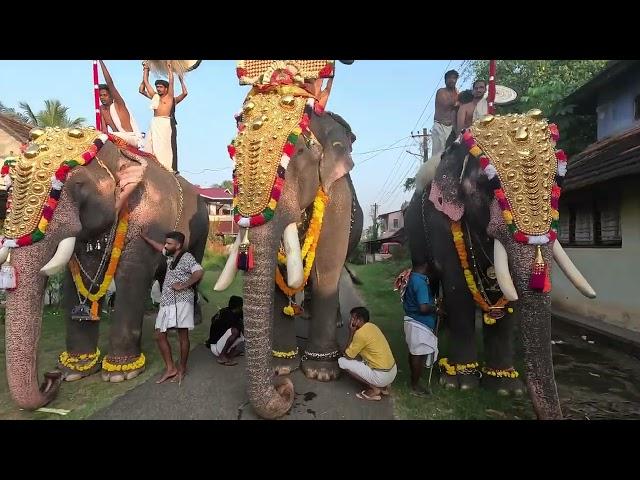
left=404, top=112, right=596, bottom=419
left=0, top=128, right=208, bottom=410
left=214, top=83, right=362, bottom=418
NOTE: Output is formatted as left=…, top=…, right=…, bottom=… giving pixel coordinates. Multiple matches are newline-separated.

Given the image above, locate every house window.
left=558, top=190, right=621, bottom=248
left=635, top=95, right=640, bottom=120
left=393, top=218, right=399, bottom=229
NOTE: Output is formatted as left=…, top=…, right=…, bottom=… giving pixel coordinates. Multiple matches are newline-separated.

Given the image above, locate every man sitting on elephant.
left=140, top=230, right=204, bottom=384
left=338, top=307, right=397, bottom=401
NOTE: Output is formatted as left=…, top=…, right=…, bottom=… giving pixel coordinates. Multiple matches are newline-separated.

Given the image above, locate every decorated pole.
left=93, top=60, right=101, bottom=130
left=488, top=59, right=497, bottom=115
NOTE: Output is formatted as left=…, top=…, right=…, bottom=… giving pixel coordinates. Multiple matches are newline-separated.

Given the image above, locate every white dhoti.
left=338, top=357, right=397, bottom=388
left=109, top=103, right=143, bottom=149
left=155, top=301, right=195, bottom=332
left=403, top=317, right=438, bottom=361
left=145, top=116, right=174, bottom=171
left=431, top=121, right=452, bottom=156
left=210, top=328, right=245, bottom=357
left=473, top=98, right=489, bottom=122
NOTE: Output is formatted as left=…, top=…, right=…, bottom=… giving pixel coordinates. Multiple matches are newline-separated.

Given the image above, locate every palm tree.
left=18, top=99, right=85, bottom=128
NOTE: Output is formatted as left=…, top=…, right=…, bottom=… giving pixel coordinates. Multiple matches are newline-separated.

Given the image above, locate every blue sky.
left=0, top=60, right=470, bottom=227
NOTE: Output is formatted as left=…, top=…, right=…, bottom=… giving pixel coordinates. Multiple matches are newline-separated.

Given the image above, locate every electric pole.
left=411, top=128, right=431, bottom=162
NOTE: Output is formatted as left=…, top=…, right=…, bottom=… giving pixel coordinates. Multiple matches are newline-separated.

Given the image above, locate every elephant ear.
left=115, top=149, right=148, bottom=212
left=428, top=143, right=467, bottom=221
left=319, top=111, right=355, bottom=193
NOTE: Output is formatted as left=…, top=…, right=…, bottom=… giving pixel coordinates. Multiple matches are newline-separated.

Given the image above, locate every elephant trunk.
left=242, top=222, right=294, bottom=419
left=509, top=241, right=562, bottom=419
left=5, top=246, right=62, bottom=410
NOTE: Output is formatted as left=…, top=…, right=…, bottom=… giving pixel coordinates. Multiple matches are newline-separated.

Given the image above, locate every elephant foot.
left=481, top=368, right=525, bottom=396
left=58, top=362, right=101, bottom=382
left=458, top=373, right=480, bottom=391
left=58, top=349, right=102, bottom=382
left=439, top=373, right=459, bottom=390
left=301, top=358, right=340, bottom=382
left=101, top=353, right=147, bottom=383
left=273, top=356, right=300, bottom=376
left=101, top=366, right=146, bottom=383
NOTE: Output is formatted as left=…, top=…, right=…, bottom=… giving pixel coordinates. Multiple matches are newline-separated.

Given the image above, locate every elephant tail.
left=344, top=264, right=363, bottom=285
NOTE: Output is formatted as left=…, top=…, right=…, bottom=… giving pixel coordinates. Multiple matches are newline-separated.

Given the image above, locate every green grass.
left=350, top=259, right=534, bottom=420
left=0, top=267, right=243, bottom=420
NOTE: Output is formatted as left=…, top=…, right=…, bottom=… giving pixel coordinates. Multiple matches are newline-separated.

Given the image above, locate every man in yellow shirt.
left=338, top=307, right=397, bottom=401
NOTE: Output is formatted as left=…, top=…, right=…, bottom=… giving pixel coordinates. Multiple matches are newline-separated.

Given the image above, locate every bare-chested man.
left=457, top=80, right=488, bottom=132
left=431, top=69, right=459, bottom=155
left=98, top=60, right=143, bottom=148
left=139, top=61, right=188, bottom=173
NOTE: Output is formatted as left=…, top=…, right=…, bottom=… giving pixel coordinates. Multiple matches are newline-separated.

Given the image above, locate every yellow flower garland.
left=482, top=366, right=520, bottom=379
left=68, top=208, right=129, bottom=320
left=59, top=349, right=101, bottom=372
left=451, top=221, right=513, bottom=325
left=438, top=357, right=480, bottom=376
left=275, top=188, right=329, bottom=303
left=272, top=348, right=299, bottom=359
left=102, top=353, right=146, bottom=372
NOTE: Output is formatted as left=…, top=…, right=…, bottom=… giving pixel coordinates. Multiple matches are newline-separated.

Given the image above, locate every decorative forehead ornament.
left=0, top=126, right=108, bottom=248
left=460, top=109, right=567, bottom=293
left=462, top=109, right=566, bottom=245
left=236, top=60, right=335, bottom=86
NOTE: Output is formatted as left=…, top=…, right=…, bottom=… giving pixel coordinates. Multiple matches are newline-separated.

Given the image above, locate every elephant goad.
left=215, top=68, right=363, bottom=419
left=0, top=127, right=208, bottom=410
left=404, top=111, right=596, bottom=420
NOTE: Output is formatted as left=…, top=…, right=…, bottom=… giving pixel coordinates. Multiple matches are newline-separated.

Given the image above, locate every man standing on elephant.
left=139, top=61, right=188, bottom=173
left=432, top=69, right=459, bottom=155
left=338, top=307, right=397, bottom=401
left=140, top=230, right=204, bottom=384
left=402, top=261, right=441, bottom=397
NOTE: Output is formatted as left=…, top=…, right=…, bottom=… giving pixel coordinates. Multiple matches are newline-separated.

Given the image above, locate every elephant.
left=0, top=128, right=209, bottom=410
left=214, top=104, right=362, bottom=419
left=404, top=112, right=596, bottom=419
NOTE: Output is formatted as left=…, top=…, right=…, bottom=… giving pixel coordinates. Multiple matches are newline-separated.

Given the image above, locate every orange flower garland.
left=68, top=208, right=129, bottom=320
left=275, top=187, right=329, bottom=304
left=451, top=221, right=512, bottom=324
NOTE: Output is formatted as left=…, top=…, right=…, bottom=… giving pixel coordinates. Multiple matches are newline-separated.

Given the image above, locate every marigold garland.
left=102, top=353, right=146, bottom=372
left=272, top=348, right=299, bottom=359
left=451, top=221, right=511, bottom=324
left=438, top=357, right=480, bottom=376
left=68, top=208, right=129, bottom=319
left=482, top=366, right=520, bottom=379
left=59, top=349, right=101, bottom=372
left=275, top=187, right=329, bottom=303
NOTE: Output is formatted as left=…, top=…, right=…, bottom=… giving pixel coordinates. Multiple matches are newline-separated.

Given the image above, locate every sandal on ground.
left=356, top=390, right=382, bottom=401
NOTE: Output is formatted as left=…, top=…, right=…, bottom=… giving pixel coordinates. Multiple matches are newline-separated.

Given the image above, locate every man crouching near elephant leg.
left=140, top=230, right=204, bottom=384
left=338, top=307, right=397, bottom=401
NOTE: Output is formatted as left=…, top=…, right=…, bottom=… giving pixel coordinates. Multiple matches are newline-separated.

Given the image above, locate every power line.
left=181, top=166, right=232, bottom=175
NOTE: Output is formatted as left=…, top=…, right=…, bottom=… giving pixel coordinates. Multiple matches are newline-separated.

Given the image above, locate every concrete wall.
left=379, top=210, right=403, bottom=237
left=552, top=179, right=640, bottom=333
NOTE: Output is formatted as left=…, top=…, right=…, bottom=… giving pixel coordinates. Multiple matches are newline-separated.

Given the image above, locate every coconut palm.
left=18, top=99, right=85, bottom=128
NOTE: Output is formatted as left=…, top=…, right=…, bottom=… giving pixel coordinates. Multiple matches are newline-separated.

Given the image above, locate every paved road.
left=91, top=269, right=395, bottom=420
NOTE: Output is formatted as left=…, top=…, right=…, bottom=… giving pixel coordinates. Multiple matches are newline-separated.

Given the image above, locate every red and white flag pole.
left=488, top=59, right=497, bottom=115
left=93, top=60, right=101, bottom=130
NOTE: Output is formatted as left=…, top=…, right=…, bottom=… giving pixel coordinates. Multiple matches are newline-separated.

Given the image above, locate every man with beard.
left=140, top=230, right=203, bottom=384
left=457, top=80, right=488, bottom=132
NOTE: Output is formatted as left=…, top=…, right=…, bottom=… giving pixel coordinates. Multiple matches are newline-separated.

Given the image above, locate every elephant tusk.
left=494, top=239, right=519, bottom=301
left=552, top=241, right=596, bottom=298
left=214, top=234, right=241, bottom=291
left=0, top=246, right=9, bottom=265
left=283, top=223, right=304, bottom=289
left=40, top=237, right=76, bottom=276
